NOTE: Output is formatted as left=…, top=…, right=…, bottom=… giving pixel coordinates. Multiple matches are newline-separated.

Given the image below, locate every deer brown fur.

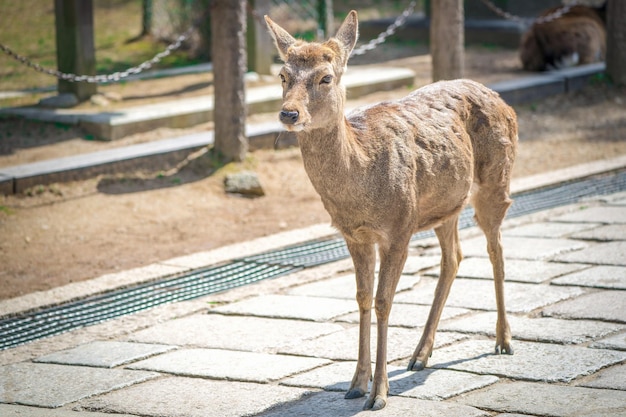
left=520, top=4, right=606, bottom=71
left=266, top=11, right=517, bottom=411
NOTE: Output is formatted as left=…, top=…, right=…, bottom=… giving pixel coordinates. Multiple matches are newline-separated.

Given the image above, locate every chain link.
left=351, top=1, right=417, bottom=57
left=0, top=26, right=194, bottom=84
left=479, top=0, right=578, bottom=25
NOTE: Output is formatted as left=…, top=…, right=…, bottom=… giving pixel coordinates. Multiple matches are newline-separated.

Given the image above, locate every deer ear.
left=334, top=10, right=359, bottom=62
left=265, top=15, right=296, bottom=61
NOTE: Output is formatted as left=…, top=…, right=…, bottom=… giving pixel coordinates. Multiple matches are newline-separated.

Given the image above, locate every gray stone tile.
left=255, top=390, right=490, bottom=417
left=0, top=404, right=138, bottom=417
left=552, top=206, right=626, bottom=224
left=590, top=332, right=626, bottom=350
left=504, top=221, right=600, bottom=238
left=458, top=235, right=588, bottom=261
left=393, top=255, right=442, bottom=275
left=278, top=325, right=467, bottom=362
left=542, top=290, right=626, bottom=323
left=34, top=341, right=175, bottom=368
left=394, top=278, right=585, bottom=313
left=282, top=362, right=497, bottom=401
left=554, top=241, right=626, bottom=266
left=457, top=380, right=626, bottom=417
left=429, top=339, right=626, bottom=383
left=436, top=257, right=588, bottom=284
left=0, top=362, right=157, bottom=408
left=572, top=224, right=626, bottom=241
left=578, top=363, right=626, bottom=390
left=440, top=311, right=625, bottom=344
left=78, top=376, right=310, bottom=417
left=127, top=348, right=329, bottom=383
left=128, top=313, right=343, bottom=352
left=336, top=303, right=470, bottom=328
left=552, top=265, right=626, bottom=289
left=213, top=294, right=357, bottom=321
left=287, top=274, right=420, bottom=299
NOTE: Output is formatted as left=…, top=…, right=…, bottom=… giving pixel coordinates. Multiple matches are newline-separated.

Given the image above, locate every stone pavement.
left=1, top=190, right=625, bottom=416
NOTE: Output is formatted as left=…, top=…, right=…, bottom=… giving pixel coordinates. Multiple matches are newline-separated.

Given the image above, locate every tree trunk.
left=606, top=0, right=626, bottom=86
left=211, top=0, right=248, bottom=162
left=430, top=0, right=464, bottom=82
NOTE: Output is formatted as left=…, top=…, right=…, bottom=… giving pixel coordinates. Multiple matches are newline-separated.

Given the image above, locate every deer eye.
left=279, top=74, right=286, bottom=83
left=320, top=75, right=332, bottom=84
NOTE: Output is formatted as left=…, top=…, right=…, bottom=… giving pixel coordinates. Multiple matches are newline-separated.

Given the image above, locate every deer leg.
left=344, top=241, right=376, bottom=400
left=408, top=216, right=462, bottom=371
left=364, top=239, right=409, bottom=411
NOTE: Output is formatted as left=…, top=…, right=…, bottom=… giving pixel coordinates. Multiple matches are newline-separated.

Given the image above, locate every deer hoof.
left=344, top=388, right=366, bottom=399
left=364, top=395, right=387, bottom=411
left=408, top=359, right=426, bottom=371
left=495, top=343, right=514, bottom=355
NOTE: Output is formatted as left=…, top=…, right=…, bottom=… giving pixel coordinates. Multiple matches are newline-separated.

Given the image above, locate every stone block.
left=551, top=265, right=626, bottom=289
left=0, top=404, right=138, bottom=417
left=554, top=241, right=626, bottom=266
left=78, top=376, right=310, bottom=417
left=489, top=74, right=564, bottom=105
left=429, top=339, right=626, bottom=382
left=572, top=224, right=626, bottom=241
left=590, top=332, right=626, bottom=350
left=503, top=221, right=601, bottom=238
left=337, top=303, right=470, bottom=328
left=440, top=311, right=625, bottom=344
left=578, top=363, right=626, bottom=391
left=552, top=206, right=626, bottom=224
left=34, top=341, right=175, bottom=368
left=458, top=235, right=588, bottom=261
left=542, top=290, right=626, bottom=323
left=287, top=273, right=420, bottom=299
left=128, top=313, right=343, bottom=352
left=457, top=380, right=626, bottom=417
left=0, top=362, right=157, bottom=408
left=127, top=348, right=330, bottom=383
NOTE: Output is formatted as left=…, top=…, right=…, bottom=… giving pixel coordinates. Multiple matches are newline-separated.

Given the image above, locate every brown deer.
left=266, top=11, right=517, bottom=411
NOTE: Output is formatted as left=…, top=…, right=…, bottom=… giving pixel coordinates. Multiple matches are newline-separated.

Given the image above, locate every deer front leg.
left=409, top=217, right=462, bottom=371
left=364, top=239, right=409, bottom=411
left=344, top=241, right=376, bottom=400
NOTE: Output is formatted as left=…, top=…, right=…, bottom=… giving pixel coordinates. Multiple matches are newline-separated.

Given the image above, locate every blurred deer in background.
left=266, top=10, right=518, bottom=411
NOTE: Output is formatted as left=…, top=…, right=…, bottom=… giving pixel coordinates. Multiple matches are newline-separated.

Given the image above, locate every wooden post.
left=317, top=0, right=333, bottom=40
left=54, top=0, right=97, bottom=102
left=430, top=0, right=464, bottom=81
left=607, top=0, right=626, bottom=85
left=246, top=0, right=273, bottom=74
left=211, top=0, right=248, bottom=162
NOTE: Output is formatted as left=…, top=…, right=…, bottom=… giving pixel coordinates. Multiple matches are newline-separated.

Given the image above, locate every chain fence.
left=478, top=0, right=579, bottom=25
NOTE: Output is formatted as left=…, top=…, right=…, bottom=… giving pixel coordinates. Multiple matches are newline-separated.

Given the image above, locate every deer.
left=265, top=10, right=518, bottom=411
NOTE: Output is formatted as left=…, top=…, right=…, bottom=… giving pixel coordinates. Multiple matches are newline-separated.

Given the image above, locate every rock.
left=90, top=94, right=110, bottom=107
left=224, top=171, right=265, bottom=197
left=38, top=93, right=79, bottom=108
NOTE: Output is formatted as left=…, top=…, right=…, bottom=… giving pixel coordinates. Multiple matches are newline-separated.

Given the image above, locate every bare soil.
left=1, top=46, right=625, bottom=300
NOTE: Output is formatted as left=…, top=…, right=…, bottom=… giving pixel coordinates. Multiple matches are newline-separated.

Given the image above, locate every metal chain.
left=479, top=0, right=578, bottom=25
left=0, top=26, right=194, bottom=83
left=351, top=1, right=417, bottom=57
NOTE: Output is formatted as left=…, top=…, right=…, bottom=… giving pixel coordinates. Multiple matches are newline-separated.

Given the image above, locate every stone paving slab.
left=78, top=376, right=311, bottom=417
left=551, top=265, right=626, bottom=289
left=0, top=362, right=158, bottom=408
left=287, top=274, right=420, bottom=299
left=429, top=339, right=626, bottom=382
left=127, top=348, right=330, bottom=383
left=458, top=236, right=588, bottom=261
left=336, top=303, right=470, bottom=328
left=0, top=404, right=138, bottom=417
left=394, top=278, right=585, bottom=313
left=577, top=363, right=626, bottom=390
left=439, top=311, right=625, bottom=344
left=572, top=224, right=626, bottom=241
left=255, top=390, right=490, bottom=417
left=456, top=380, right=626, bottom=417
left=213, top=294, right=358, bottom=321
left=503, top=221, right=601, bottom=238
left=542, top=290, right=626, bottom=322
left=590, top=332, right=626, bottom=350
left=282, top=361, right=498, bottom=401
left=279, top=326, right=468, bottom=362
left=127, top=313, right=343, bottom=352
left=433, top=257, right=588, bottom=284
left=34, top=341, right=175, bottom=368
left=554, top=241, right=626, bottom=266
left=552, top=205, right=626, bottom=224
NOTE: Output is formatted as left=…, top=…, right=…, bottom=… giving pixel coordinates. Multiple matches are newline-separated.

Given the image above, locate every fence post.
left=53, top=0, right=97, bottom=103
left=317, top=0, right=333, bottom=39
left=246, top=0, right=273, bottom=75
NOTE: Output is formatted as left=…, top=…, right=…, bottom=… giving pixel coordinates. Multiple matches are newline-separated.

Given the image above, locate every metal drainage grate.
left=1, top=169, right=624, bottom=350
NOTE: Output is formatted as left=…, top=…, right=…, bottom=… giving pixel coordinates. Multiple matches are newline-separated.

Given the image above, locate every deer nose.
left=279, top=110, right=299, bottom=124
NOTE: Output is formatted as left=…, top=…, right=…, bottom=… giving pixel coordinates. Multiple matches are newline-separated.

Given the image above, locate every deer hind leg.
left=472, top=184, right=514, bottom=355
left=344, top=241, right=376, bottom=401
left=409, top=215, right=462, bottom=371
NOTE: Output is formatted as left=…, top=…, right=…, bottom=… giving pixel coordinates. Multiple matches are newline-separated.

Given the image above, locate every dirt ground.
left=1, top=46, right=626, bottom=300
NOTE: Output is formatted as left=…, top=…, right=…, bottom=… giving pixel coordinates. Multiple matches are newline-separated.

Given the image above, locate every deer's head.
left=265, top=11, right=358, bottom=132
